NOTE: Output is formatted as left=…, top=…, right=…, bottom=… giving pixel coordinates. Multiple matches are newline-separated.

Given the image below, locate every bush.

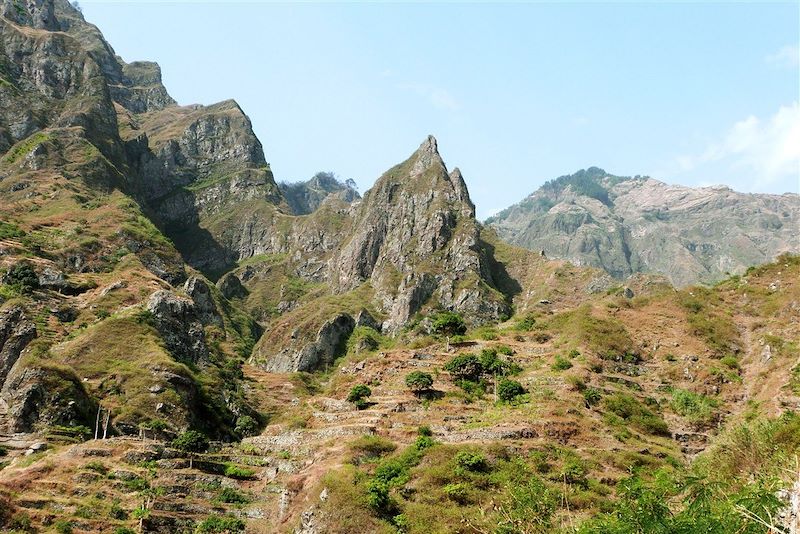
left=582, top=387, right=602, bottom=406
left=224, top=463, right=256, bottom=480
left=418, top=425, right=433, bottom=437
left=347, top=384, right=372, bottom=409
left=171, top=430, right=209, bottom=454
left=497, top=379, right=526, bottom=402
left=234, top=415, right=259, bottom=438
left=350, top=435, right=397, bottom=461
left=196, top=515, right=245, bottom=533
left=431, top=312, right=467, bottom=337
left=496, top=345, right=515, bottom=356
left=454, top=450, right=488, bottom=472
left=720, top=355, right=739, bottom=370
left=605, top=393, right=670, bottom=436
left=670, top=389, right=718, bottom=423
left=443, top=482, right=471, bottom=504
left=3, top=262, right=38, bottom=293
left=114, top=528, right=136, bottom=534
left=444, top=354, right=483, bottom=381
left=215, top=487, right=250, bottom=504
left=54, top=520, right=74, bottom=534
left=514, top=312, right=538, bottom=331
left=552, top=355, right=573, bottom=371
left=405, top=371, right=434, bottom=394
left=479, top=348, right=521, bottom=376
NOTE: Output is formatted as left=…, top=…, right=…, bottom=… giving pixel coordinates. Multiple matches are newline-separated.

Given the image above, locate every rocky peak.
left=279, top=171, right=361, bottom=215
left=487, top=169, right=800, bottom=286
left=330, top=136, right=509, bottom=331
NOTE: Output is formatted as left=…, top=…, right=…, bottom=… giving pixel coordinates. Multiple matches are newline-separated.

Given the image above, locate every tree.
left=347, top=384, right=372, bottom=409
left=405, top=371, right=433, bottom=396
left=431, top=312, right=467, bottom=338
left=497, top=379, right=525, bottom=402
left=171, top=430, right=209, bottom=468
left=234, top=415, right=258, bottom=438
left=444, top=354, right=483, bottom=382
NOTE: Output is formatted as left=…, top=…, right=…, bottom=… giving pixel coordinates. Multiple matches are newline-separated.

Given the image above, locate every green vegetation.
left=497, top=379, right=525, bottom=402
left=444, top=353, right=483, bottom=381
left=552, top=355, right=573, bottom=371
left=215, top=487, right=250, bottom=504
left=430, top=311, right=466, bottom=337
left=405, top=371, right=434, bottom=395
left=3, top=262, right=39, bottom=294
left=223, top=463, right=256, bottom=480
left=347, top=384, right=372, bottom=409
left=196, top=515, right=245, bottom=533
left=670, top=388, right=719, bottom=424
left=350, top=435, right=397, bottom=464
left=679, top=288, right=739, bottom=356
left=604, top=393, right=669, bottom=436
left=0, top=221, right=25, bottom=239
left=172, top=430, right=209, bottom=468
left=545, top=305, right=638, bottom=362
left=2, top=132, right=51, bottom=165
left=513, top=312, right=537, bottom=331
left=234, top=415, right=258, bottom=438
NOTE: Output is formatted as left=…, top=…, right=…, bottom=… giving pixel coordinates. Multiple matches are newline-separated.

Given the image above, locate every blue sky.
left=78, top=1, right=799, bottom=219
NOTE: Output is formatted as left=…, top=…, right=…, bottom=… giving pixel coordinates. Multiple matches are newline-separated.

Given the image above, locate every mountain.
left=278, top=172, right=360, bottom=215
left=0, top=3, right=799, bottom=533
left=486, top=167, right=800, bottom=286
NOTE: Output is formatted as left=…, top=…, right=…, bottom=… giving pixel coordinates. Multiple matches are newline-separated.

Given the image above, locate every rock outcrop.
left=487, top=167, right=800, bottom=286
left=331, top=136, right=509, bottom=331
left=147, top=290, right=209, bottom=365
left=279, top=172, right=360, bottom=215
left=263, top=313, right=355, bottom=373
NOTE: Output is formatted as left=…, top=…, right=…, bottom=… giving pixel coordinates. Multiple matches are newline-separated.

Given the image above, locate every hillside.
left=486, top=167, right=800, bottom=287
left=0, top=1, right=798, bottom=533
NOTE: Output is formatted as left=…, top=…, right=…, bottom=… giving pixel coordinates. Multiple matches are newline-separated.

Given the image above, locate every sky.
left=77, top=1, right=799, bottom=219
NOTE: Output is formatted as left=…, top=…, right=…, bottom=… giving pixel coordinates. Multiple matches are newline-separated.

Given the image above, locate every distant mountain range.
left=486, top=167, right=800, bottom=286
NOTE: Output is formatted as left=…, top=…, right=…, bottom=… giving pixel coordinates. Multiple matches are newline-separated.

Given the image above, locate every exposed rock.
left=279, top=171, right=361, bottom=215
left=263, top=313, right=355, bottom=373
left=487, top=167, right=800, bottom=286
left=0, top=306, right=36, bottom=390
left=146, top=290, right=209, bottom=364
left=330, top=136, right=510, bottom=331
left=217, top=272, right=247, bottom=299
left=183, top=276, right=223, bottom=327
left=354, top=308, right=380, bottom=332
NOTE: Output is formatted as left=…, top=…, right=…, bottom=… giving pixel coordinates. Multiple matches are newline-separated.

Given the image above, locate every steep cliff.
left=279, top=171, right=360, bottom=215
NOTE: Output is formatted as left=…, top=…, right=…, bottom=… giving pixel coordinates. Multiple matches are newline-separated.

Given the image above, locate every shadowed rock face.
left=487, top=168, right=800, bottom=286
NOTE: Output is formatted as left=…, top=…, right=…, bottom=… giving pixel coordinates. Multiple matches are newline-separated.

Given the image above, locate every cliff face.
left=487, top=168, right=800, bottom=286
left=331, top=136, right=508, bottom=331
left=250, top=137, right=512, bottom=372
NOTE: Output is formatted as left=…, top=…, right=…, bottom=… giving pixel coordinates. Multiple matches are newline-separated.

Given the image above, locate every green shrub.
left=114, top=528, right=136, bottom=534
left=3, top=262, right=38, bottom=293
left=496, top=345, right=515, bottom=356
left=347, top=384, right=372, bottom=409
left=196, top=515, right=245, bottom=533
left=582, top=387, right=602, bottom=406
left=443, top=482, right=471, bottom=504
left=84, top=460, right=108, bottom=474
left=670, top=389, right=718, bottom=423
left=171, top=430, right=209, bottom=455
left=514, top=312, right=537, bottom=331
left=479, top=348, right=522, bottom=376
left=223, top=463, right=255, bottom=480
left=454, top=450, right=488, bottom=472
left=605, top=393, right=669, bottom=436
left=720, top=355, right=739, bottom=370
left=215, top=487, right=250, bottom=504
left=444, top=354, right=483, bottom=381
left=350, top=435, right=397, bottom=461
left=497, top=379, right=526, bottom=402
left=552, top=355, right=573, bottom=371
left=418, top=425, right=432, bottom=437
left=54, top=520, right=74, bottom=534
left=431, top=311, right=467, bottom=337
left=234, top=415, right=259, bottom=438
left=0, top=221, right=25, bottom=239
left=405, top=371, right=434, bottom=394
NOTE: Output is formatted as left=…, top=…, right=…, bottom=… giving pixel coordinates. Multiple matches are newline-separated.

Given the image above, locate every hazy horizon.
left=77, top=1, right=799, bottom=218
